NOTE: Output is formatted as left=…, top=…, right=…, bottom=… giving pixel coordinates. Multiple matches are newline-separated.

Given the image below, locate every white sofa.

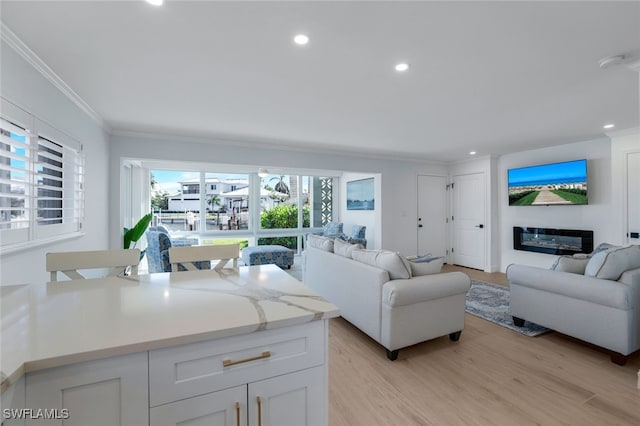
left=507, top=244, right=640, bottom=365
left=303, top=244, right=471, bottom=360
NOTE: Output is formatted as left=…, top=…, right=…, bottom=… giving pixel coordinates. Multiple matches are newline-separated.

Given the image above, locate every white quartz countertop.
left=0, top=265, right=339, bottom=393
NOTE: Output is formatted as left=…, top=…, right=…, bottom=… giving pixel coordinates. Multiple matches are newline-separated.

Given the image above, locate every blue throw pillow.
left=323, top=221, right=343, bottom=236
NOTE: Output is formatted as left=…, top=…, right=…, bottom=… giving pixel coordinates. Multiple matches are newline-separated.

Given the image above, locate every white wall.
left=0, top=41, right=110, bottom=285
left=341, top=172, right=381, bottom=249
left=109, top=133, right=449, bottom=256
left=498, top=138, right=615, bottom=271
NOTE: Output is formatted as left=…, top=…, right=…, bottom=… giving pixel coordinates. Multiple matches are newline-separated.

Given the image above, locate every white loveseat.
left=303, top=241, right=471, bottom=360
left=508, top=244, right=640, bottom=365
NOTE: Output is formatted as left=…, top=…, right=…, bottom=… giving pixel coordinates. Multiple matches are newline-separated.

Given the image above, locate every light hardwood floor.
left=328, top=265, right=640, bottom=425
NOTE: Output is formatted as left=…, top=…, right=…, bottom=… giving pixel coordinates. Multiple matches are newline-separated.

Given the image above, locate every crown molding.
left=627, top=59, right=640, bottom=73
left=605, top=127, right=640, bottom=139
left=1, top=23, right=110, bottom=133
left=110, top=127, right=447, bottom=166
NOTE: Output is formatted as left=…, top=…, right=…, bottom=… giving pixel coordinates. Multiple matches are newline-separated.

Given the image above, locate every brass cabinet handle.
left=235, top=402, right=240, bottom=426
left=257, top=396, right=263, bottom=426
left=223, top=351, right=271, bottom=367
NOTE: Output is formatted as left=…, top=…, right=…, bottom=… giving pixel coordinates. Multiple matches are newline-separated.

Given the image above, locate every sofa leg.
left=610, top=353, right=629, bottom=366
left=449, top=331, right=462, bottom=342
left=512, top=316, right=525, bottom=327
left=386, top=349, right=399, bottom=361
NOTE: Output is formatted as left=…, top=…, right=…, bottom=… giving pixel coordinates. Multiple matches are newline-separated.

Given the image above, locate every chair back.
left=169, top=244, right=240, bottom=272
left=46, top=249, right=141, bottom=281
left=146, top=229, right=173, bottom=273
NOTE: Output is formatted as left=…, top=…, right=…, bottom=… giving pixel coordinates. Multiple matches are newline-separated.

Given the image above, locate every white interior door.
left=417, top=175, right=448, bottom=258
left=628, top=152, right=640, bottom=244
left=452, top=173, right=486, bottom=270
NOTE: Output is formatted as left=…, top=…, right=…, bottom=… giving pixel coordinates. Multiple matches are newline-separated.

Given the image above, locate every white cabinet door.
left=248, top=366, right=326, bottom=426
left=25, top=352, right=148, bottom=426
left=150, top=385, right=246, bottom=426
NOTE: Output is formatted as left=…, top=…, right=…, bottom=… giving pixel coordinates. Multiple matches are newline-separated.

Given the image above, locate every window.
left=143, top=163, right=337, bottom=254
left=1, top=102, right=84, bottom=249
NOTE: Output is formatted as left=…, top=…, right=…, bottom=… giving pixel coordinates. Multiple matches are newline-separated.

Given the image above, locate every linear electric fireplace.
left=513, top=227, right=594, bottom=255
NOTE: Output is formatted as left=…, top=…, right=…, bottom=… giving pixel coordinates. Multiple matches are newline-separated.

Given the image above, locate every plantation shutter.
left=1, top=98, right=85, bottom=249
left=0, top=117, right=31, bottom=244
left=34, top=122, right=84, bottom=240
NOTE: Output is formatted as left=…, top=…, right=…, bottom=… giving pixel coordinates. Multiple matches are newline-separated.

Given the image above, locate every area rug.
left=465, top=280, right=550, bottom=337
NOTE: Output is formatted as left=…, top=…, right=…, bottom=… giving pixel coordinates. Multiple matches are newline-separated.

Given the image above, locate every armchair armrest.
left=383, top=272, right=471, bottom=307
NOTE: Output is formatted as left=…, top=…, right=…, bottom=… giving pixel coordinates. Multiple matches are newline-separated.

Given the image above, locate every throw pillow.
left=307, top=234, right=334, bottom=252
left=550, top=255, right=589, bottom=274
left=350, top=225, right=366, bottom=239
left=591, top=242, right=616, bottom=256
left=351, top=249, right=411, bottom=280
left=322, top=221, right=343, bottom=237
left=409, top=257, right=444, bottom=276
left=333, top=238, right=363, bottom=258
left=584, top=244, right=640, bottom=280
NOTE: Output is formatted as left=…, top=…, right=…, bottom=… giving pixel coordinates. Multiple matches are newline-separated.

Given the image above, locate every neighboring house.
left=165, top=177, right=290, bottom=212
left=167, top=177, right=248, bottom=211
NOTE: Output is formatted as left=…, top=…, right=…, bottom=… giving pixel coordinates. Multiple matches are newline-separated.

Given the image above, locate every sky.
left=508, top=159, right=587, bottom=186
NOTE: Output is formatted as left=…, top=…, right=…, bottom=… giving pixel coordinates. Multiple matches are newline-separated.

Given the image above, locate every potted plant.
left=124, top=213, right=153, bottom=259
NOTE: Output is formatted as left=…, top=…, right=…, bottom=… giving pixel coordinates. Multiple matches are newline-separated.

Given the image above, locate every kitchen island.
left=1, top=265, right=339, bottom=426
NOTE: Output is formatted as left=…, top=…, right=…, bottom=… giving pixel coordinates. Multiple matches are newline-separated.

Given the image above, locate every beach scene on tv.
left=508, top=159, right=587, bottom=206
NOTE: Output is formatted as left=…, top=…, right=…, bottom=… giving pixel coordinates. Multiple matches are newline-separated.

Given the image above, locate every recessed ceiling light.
left=395, top=63, right=410, bottom=72
left=469, top=151, right=477, bottom=155
left=294, top=34, right=309, bottom=45
left=603, top=124, right=615, bottom=129
left=145, top=0, right=163, bottom=6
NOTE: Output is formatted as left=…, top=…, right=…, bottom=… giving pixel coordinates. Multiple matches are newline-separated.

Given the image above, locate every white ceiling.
left=1, top=1, right=638, bottom=162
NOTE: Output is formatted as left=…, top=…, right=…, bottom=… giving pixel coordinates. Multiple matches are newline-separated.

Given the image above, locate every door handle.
left=257, top=396, right=263, bottom=426
left=475, top=224, right=484, bottom=229
left=418, top=224, right=423, bottom=228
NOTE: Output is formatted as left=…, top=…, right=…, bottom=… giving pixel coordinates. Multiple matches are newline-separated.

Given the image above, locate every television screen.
left=508, top=159, right=587, bottom=206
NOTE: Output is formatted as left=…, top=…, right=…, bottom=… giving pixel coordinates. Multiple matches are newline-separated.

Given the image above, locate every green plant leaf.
left=124, top=213, right=152, bottom=249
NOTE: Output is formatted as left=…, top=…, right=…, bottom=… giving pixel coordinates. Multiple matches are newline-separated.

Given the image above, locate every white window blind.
left=0, top=118, right=31, bottom=244
left=0, top=100, right=84, bottom=248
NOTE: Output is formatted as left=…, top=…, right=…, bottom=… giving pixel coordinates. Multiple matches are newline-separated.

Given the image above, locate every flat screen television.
left=508, top=159, right=587, bottom=206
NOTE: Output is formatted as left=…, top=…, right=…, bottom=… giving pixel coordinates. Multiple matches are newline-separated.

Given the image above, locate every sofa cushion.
left=585, top=244, right=640, bottom=280
left=409, top=257, right=444, bottom=276
left=333, top=238, right=364, bottom=258
left=351, top=249, right=411, bottom=280
left=307, top=234, right=334, bottom=252
left=550, top=255, right=590, bottom=275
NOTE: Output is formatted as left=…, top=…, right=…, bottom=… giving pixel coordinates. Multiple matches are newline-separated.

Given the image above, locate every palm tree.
left=208, top=194, right=221, bottom=223
left=270, top=175, right=290, bottom=196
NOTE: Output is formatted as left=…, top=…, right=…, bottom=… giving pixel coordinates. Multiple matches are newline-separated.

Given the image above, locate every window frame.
left=0, top=99, right=85, bottom=253
left=139, top=162, right=339, bottom=254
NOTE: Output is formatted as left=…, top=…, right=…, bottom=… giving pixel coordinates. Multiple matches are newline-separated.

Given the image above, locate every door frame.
left=416, top=174, right=450, bottom=262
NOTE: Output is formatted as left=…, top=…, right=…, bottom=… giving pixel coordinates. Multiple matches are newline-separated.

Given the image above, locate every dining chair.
left=46, top=249, right=141, bottom=281
left=169, top=244, right=240, bottom=272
